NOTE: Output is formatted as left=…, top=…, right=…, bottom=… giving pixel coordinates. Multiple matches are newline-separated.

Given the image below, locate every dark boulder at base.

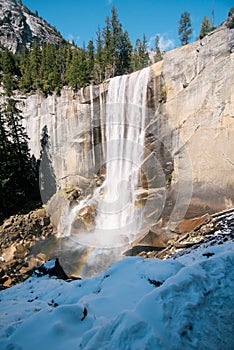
left=34, top=258, right=81, bottom=281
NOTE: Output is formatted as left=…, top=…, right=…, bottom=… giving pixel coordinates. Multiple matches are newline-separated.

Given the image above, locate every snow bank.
left=0, top=242, right=233, bottom=349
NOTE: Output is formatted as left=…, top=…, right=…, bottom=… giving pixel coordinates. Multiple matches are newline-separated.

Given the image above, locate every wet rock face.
left=0, top=208, right=56, bottom=289
left=0, top=0, right=64, bottom=53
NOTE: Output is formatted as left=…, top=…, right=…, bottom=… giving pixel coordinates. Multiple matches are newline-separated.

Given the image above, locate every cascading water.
left=65, top=67, right=150, bottom=251
left=94, top=68, right=150, bottom=246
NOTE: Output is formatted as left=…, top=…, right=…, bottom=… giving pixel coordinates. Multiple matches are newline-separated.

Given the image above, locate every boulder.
left=173, top=213, right=211, bottom=234
left=36, top=258, right=69, bottom=280
left=3, top=277, right=13, bottom=288
left=71, top=205, right=96, bottom=233
left=14, top=243, right=29, bottom=259
left=1, top=245, right=16, bottom=262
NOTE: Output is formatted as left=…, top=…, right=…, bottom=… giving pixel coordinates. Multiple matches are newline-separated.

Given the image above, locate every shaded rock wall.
left=21, top=83, right=108, bottom=191
left=21, top=25, right=234, bottom=219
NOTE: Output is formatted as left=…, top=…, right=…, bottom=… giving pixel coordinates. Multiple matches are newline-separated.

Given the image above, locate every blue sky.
left=22, top=0, right=233, bottom=50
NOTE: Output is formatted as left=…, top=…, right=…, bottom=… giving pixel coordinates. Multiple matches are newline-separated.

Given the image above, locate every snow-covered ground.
left=0, top=240, right=233, bottom=350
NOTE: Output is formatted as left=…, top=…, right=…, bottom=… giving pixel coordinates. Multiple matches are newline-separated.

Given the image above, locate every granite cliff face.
left=0, top=0, right=64, bottom=52
left=20, top=24, right=234, bottom=228
left=161, top=25, right=234, bottom=217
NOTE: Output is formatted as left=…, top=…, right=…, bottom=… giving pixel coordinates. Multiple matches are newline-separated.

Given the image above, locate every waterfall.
left=95, top=68, right=150, bottom=244
left=66, top=67, right=150, bottom=249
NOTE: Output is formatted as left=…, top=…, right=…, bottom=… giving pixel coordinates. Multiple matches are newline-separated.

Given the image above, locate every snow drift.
left=0, top=241, right=233, bottom=349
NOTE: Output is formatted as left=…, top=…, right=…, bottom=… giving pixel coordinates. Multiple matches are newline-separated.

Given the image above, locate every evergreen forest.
left=0, top=7, right=153, bottom=97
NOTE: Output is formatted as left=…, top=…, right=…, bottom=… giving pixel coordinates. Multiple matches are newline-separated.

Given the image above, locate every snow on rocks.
left=0, top=241, right=233, bottom=349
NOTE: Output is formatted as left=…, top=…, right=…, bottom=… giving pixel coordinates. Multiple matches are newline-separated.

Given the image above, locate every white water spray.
left=67, top=67, right=150, bottom=248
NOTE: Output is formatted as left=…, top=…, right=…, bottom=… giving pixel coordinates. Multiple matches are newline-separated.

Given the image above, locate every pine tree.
left=102, top=6, right=132, bottom=77
left=118, top=30, right=132, bottom=75
left=65, top=48, right=80, bottom=90
left=78, top=43, right=89, bottom=87
left=59, top=43, right=73, bottom=86
left=131, top=39, right=140, bottom=71
left=94, top=26, right=105, bottom=83
left=227, top=7, right=234, bottom=29
left=178, top=11, right=193, bottom=45
left=103, top=16, right=113, bottom=79
left=0, top=98, right=40, bottom=219
left=153, top=35, right=162, bottom=63
left=110, top=5, right=123, bottom=76
left=131, top=35, right=149, bottom=71
left=2, top=73, right=17, bottom=97
left=199, top=16, right=212, bottom=39
left=140, top=34, right=150, bottom=68
left=0, top=49, right=17, bottom=75
left=65, top=45, right=89, bottom=90
left=102, top=6, right=132, bottom=78
left=5, top=98, right=32, bottom=184
left=40, top=44, right=62, bottom=95
left=87, top=39, right=95, bottom=84
left=0, top=49, right=18, bottom=95
left=29, top=41, right=42, bottom=90
left=18, top=46, right=32, bottom=93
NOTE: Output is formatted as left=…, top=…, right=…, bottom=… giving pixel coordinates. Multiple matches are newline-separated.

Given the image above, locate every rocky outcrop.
left=0, top=0, right=64, bottom=53
left=150, top=208, right=234, bottom=260
left=124, top=208, right=234, bottom=257
left=0, top=208, right=56, bottom=289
